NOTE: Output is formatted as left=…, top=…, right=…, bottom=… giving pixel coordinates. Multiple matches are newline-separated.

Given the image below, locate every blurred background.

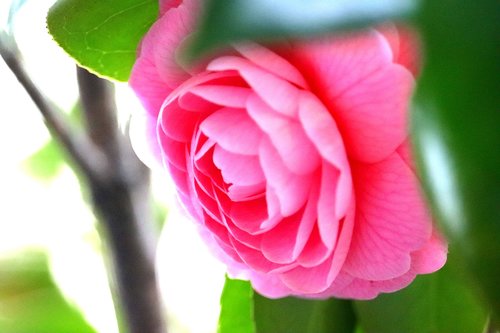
left=0, top=1, right=225, bottom=332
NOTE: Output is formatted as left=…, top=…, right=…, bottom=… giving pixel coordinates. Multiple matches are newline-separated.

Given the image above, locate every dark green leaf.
left=47, top=0, right=159, bottom=81
left=188, top=0, right=418, bottom=58
left=354, top=253, right=489, bottom=333
left=354, top=326, right=365, bottom=333
left=218, top=277, right=256, bottom=333
left=411, top=0, right=500, bottom=324
left=254, top=293, right=356, bottom=333
left=0, top=250, right=97, bottom=333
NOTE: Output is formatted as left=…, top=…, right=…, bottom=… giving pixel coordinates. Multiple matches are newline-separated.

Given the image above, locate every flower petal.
left=299, top=92, right=352, bottom=218
left=200, top=108, right=263, bottom=155
left=247, top=94, right=321, bottom=175
left=208, top=56, right=299, bottom=117
left=129, top=111, right=163, bottom=168
left=260, top=179, right=320, bottom=264
left=317, top=163, right=340, bottom=246
left=343, top=152, right=433, bottom=281
left=281, top=199, right=355, bottom=293
left=159, top=0, right=183, bottom=15
left=411, top=231, right=447, bottom=274
left=189, top=85, right=252, bottom=108
left=151, top=4, right=193, bottom=86
left=378, top=24, right=420, bottom=76
left=234, top=42, right=308, bottom=89
left=213, top=145, right=265, bottom=186
left=160, top=101, right=202, bottom=142
left=296, top=30, right=413, bottom=163
left=130, top=55, right=170, bottom=116
left=259, top=138, right=313, bottom=216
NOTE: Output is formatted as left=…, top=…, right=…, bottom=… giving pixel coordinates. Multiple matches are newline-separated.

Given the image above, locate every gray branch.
left=0, top=32, right=106, bottom=182
left=77, top=67, right=167, bottom=333
left=1, top=31, right=167, bottom=333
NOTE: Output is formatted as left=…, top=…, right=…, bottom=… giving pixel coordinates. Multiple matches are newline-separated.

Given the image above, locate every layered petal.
left=343, top=153, right=433, bottom=281
left=295, top=30, right=414, bottom=163
left=130, top=16, right=445, bottom=300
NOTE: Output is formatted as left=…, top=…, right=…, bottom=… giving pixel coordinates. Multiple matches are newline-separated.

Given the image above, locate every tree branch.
left=1, top=31, right=167, bottom=333
left=77, top=67, right=167, bottom=333
left=0, top=32, right=106, bottom=182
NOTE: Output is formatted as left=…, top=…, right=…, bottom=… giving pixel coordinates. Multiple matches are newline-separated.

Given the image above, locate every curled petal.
left=213, top=145, right=265, bottom=186
left=260, top=179, right=320, bottom=264
left=259, top=139, right=313, bottom=217
left=208, top=56, right=300, bottom=117
left=200, top=108, right=263, bottom=155
left=234, top=42, right=308, bottom=89
left=247, top=94, right=321, bottom=175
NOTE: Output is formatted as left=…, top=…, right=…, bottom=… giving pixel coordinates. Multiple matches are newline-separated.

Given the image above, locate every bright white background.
left=0, top=1, right=226, bottom=332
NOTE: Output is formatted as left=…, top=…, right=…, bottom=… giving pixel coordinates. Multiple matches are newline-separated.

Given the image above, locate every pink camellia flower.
left=130, top=0, right=447, bottom=299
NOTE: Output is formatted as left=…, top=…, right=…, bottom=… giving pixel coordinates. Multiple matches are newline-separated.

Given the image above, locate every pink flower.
left=130, top=0, right=447, bottom=299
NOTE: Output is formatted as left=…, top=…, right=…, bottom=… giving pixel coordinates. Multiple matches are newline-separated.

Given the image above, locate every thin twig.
left=0, top=32, right=106, bottom=182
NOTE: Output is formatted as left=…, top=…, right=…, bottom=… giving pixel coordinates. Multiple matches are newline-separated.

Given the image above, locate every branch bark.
left=0, top=32, right=105, bottom=182
left=77, top=67, right=167, bottom=333
left=1, top=32, right=167, bottom=333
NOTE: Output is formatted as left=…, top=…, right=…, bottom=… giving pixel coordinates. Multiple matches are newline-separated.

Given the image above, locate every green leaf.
left=253, top=293, right=356, bottom=333
left=411, top=0, right=500, bottom=324
left=218, top=277, right=256, bottom=333
left=47, top=0, right=159, bottom=81
left=188, top=0, right=419, bottom=58
left=354, top=254, right=489, bottom=333
left=218, top=277, right=356, bottom=333
left=0, top=250, right=97, bottom=333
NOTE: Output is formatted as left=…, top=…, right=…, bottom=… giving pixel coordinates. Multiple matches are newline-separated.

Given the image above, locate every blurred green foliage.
left=23, top=139, right=65, bottom=181
left=187, top=0, right=417, bottom=59
left=354, top=252, right=488, bottom=333
left=23, top=103, right=83, bottom=182
left=219, top=277, right=356, bottom=333
left=254, top=292, right=356, bottom=333
left=412, top=0, right=500, bottom=325
left=0, top=250, right=97, bottom=333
